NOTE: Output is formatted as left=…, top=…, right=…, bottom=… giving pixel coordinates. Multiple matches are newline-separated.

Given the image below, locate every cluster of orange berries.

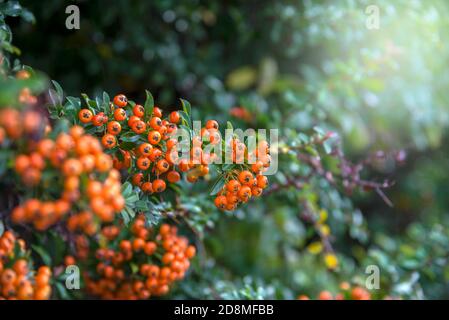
left=297, top=283, right=372, bottom=300
left=0, top=231, right=52, bottom=300
left=213, top=140, right=270, bottom=211
left=84, top=216, right=195, bottom=299
left=0, top=108, right=48, bottom=146
left=78, top=94, right=224, bottom=196
left=10, top=125, right=124, bottom=231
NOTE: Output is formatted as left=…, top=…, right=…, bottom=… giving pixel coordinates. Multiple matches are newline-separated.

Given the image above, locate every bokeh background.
left=8, top=0, right=449, bottom=298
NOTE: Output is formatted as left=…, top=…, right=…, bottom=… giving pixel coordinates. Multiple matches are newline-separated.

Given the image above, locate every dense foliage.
left=1, top=0, right=449, bottom=299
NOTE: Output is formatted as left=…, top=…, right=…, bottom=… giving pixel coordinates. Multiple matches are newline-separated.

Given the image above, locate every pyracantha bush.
left=0, top=231, right=52, bottom=300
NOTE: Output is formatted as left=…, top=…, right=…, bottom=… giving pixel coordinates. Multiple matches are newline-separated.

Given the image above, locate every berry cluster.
left=78, top=94, right=196, bottom=194
left=10, top=125, right=123, bottom=231
left=84, top=216, right=196, bottom=299
left=0, top=231, right=52, bottom=300
left=0, top=108, right=48, bottom=146
left=213, top=140, right=270, bottom=211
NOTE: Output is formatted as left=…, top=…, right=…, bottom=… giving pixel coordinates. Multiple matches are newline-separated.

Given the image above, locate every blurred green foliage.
left=3, top=0, right=449, bottom=299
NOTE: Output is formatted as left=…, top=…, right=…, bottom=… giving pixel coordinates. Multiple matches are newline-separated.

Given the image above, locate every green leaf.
left=50, top=80, right=64, bottom=105
left=144, top=90, right=154, bottom=120
left=66, top=96, right=81, bottom=111
left=135, top=200, right=149, bottom=212
left=120, top=134, right=142, bottom=143
left=121, top=210, right=130, bottom=225
left=55, top=282, right=71, bottom=300
left=323, top=140, right=332, bottom=154
left=180, top=99, right=192, bottom=127
left=125, top=194, right=139, bottom=205
left=313, top=126, right=325, bottom=136
left=298, top=133, right=309, bottom=144
left=180, top=98, right=191, bottom=115
left=103, top=91, right=110, bottom=105
left=121, top=182, right=132, bottom=198
left=31, top=244, right=52, bottom=265
left=226, top=121, right=234, bottom=131
left=210, top=176, right=226, bottom=195
left=125, top=206, right=136, bottom=219
left=119, top=141, right=138, bottom=150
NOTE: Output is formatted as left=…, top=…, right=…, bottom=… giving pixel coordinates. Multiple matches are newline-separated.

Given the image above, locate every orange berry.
left=141, top=181, right=153, bottom=193
left=149, top=117, right=162, bottom=130
left=137, top=156, right=151, bottom=170
left=214, top=195, right=227, bottom=209
left=78, top=109, right=93, bottom=123
left=101, top=134, right=117, bottom=149
left=132, top=238, right=146, bottom=251
left=153, top=106, right=162, bottom=118
left=256, top=175, right=268, bottom=189
left=133, top=104, right=145, bottom=117
left=131, top=120, right=147, bottom=134
left=37, top=139, right=55, bottom=156
left=169, top=111, right=180, bottom=124
left=128, top=115, right=140, bottom=127
left=149, top=148, right=162, bottom=162
left=34, top=285, right=51, bottom=300
left=11, top=206, right=26, bottom=223
left=113, top=108, right=127, bottom=121
left=113, top=94, right=128, bottom=107
left=107, top=121, right=122, bottom=135
left=64, top=175, right=80, bottom=191
left=137, top=143, right=152, bottom=157
left=119, top=240, right=132, bottom=252
left=167, top=171, right=180, bottom=183
left=13, top=259, right=28, bottom=275
left=95, top=154, right=113, bottom=172
left=351, top=287, right=371, bottom=300
left=112, top=195, right=125, bottom=211
left=206, top=120, right=219, bottom=130
left=185, top=246, right=196, bottom=259
left=238, top=186, right=252, bottom=201
left=62, top=158, right=83, bottom=176
left=251, top=161, right=264, bottom=174
left=132, top=173, right=144, bottom=186
left=69, top=125, right=85, bottom=139
left=159, top=224, right=171, bottom=236
left=162, top=252, right=175, bottom=264
left=35, top=273, right=50, bottom=288
left=156, top=159, right=169, bottom=173
left=92, top=114, right=104, bottom=126
left=15, top=155, right=30, bottom=174
left=238, top=170, right=253, bottom=185
left=166, top=138, right=177, bottom=150
left=144, top=242, right=157, bottom=255
left=148, top=131, right=161, bottom=145
left=226, top=179, right=241, bottom=193
left=152, top=179, right=166, bottom=193
left=251, top=186, right=263, bottom=197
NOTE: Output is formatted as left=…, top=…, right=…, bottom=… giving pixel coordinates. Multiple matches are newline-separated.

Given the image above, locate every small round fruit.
left=152, top=179, right=166, bottom=193
left=78, top=109, right=93, bottom=123
left=113, top=94, right=128, bottom=107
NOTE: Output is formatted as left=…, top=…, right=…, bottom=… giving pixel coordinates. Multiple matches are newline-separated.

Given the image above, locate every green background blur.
left=8, top=0, right=449, bottom=298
